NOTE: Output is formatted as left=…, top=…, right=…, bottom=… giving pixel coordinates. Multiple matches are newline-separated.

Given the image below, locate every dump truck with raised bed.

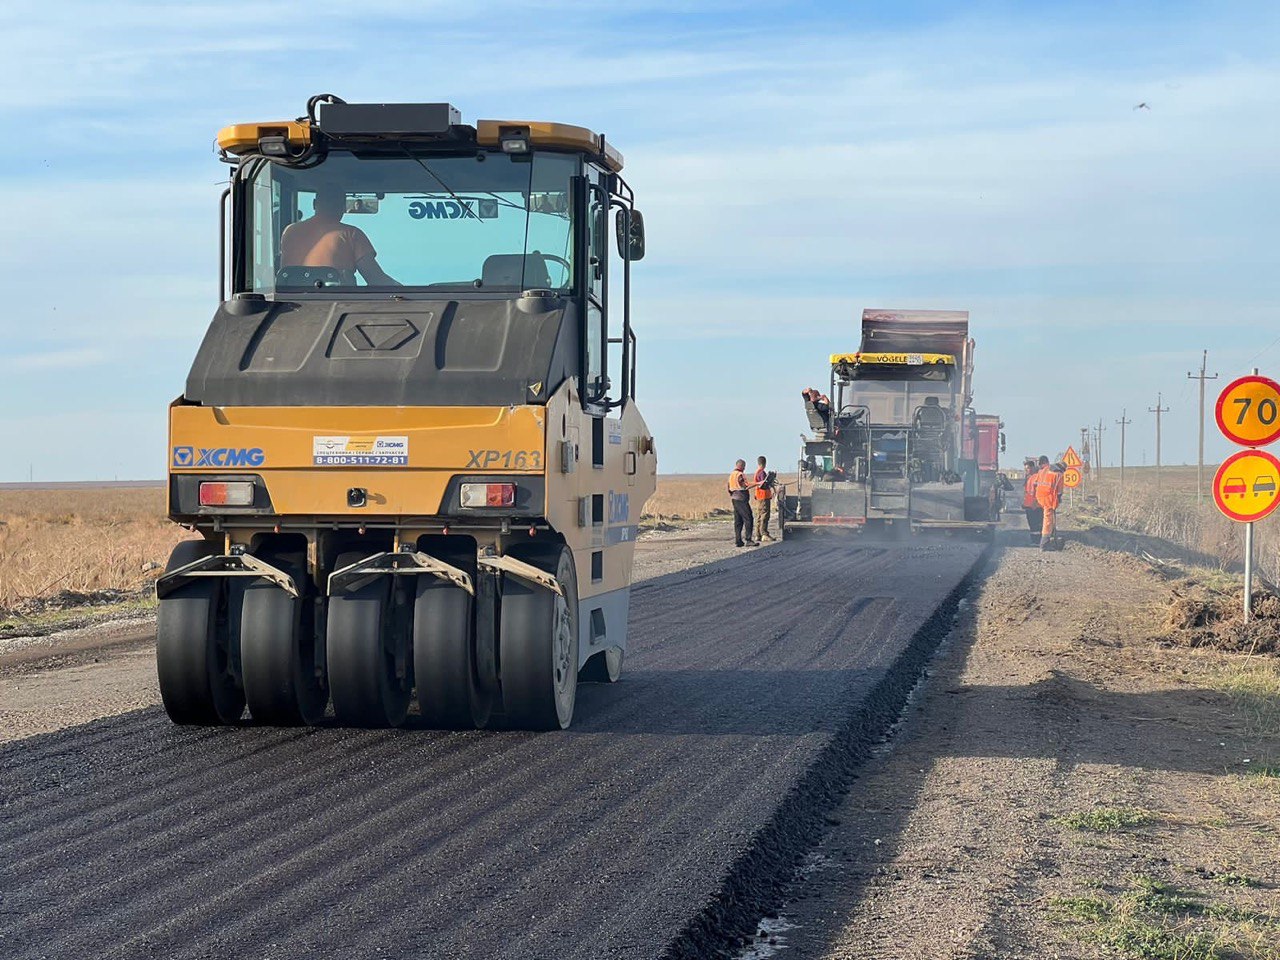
left=781, top=308, right=1006, bottom=536
left=155, top=95, right=656, bottom=730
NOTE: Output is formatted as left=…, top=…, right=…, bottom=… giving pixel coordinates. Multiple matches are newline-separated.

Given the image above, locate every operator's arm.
left=349, top=228, right=401, bottom=286
left=356, top=254, right=402, bottom=287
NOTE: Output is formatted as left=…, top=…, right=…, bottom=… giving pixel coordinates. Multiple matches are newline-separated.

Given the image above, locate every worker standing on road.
left=1022, top=458, right=1043, bottom=546
left=1034, top=456, right=1065, bottom=550
left=752, top=456, right=777, bottom=543
left=728, top=459, right=760, bottom=547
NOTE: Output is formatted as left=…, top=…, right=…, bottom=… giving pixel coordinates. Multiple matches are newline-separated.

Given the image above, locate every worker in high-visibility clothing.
left=1034, top=455, right=1065, bottom=550
left=1022, top=458, right=1043, bottom=546
left=752, top=455, right=777, bottom=543
left=728, top=459, right=762, bottom=547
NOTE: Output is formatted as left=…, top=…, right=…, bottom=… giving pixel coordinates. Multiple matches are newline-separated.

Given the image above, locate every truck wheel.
left=328, top=553, right=410, bottom=728
left=500, top=546, right=578, bottom=730
left=157, top=580, right=244, bottom=725
left=579, top=647, right=623, bottom=683
left=414, top=575, right=493, bottom=729
left=241, top=583, right=327, bottom=726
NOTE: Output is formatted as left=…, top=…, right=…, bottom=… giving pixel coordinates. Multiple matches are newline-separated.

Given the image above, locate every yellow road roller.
left=156, top=95, right=656, bottom=730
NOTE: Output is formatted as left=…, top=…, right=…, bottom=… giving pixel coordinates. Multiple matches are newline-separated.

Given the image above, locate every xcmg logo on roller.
left=408, top=198, right=499, bottom=220
left=172, top=446, right=265, bottom=468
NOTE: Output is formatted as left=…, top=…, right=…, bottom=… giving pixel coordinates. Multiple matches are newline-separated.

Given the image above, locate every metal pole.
left=1116, top=410, right=1131, bottom=490
left=1244, top=520, right=1254, bottom=623
left=1188, top=350, right=1218, bottom=506
left=1149, top=393, right=1168, bottom=491
left=1096, top=418, right=1105, bottom=482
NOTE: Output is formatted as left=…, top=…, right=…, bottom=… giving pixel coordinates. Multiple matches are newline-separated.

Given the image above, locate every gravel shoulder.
left=753, top=522, right=1280, bottom=960
left=0, top=521, right=757, bottom=744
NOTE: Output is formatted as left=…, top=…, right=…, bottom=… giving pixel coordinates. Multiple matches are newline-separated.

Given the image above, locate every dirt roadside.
left=747, top=524, right=1280, bottom=960
left=0, top=521, right=761, bottom=744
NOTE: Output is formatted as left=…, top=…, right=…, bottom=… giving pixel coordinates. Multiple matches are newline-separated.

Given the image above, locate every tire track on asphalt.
left=0, top=540, right=984, bottom=960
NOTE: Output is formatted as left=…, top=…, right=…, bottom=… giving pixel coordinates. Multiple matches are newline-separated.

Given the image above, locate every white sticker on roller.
left=313, top=435, right=409, bottom=466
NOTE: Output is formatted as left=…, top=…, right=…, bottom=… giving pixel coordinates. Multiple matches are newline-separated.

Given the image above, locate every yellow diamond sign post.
left=1214, top=368, right=1280, bottom=621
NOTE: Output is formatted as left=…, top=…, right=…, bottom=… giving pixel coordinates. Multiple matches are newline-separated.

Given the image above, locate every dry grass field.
left=0, top=485, right=189, bottom=612
left=0, top=476, right=739, bottom=613
left=3, top=465, right=1262, bottom=614
left=1080, top=464, right=1280, bottom=584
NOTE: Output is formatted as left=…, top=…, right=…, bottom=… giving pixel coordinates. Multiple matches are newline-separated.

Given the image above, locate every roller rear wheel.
left=240, top=583, right=327, bottom=726
left=414, top=577, right=493, bottom=729
left=500, top=546, right=578, bottom=730
left=156, top=580, right=244, bottom=725
left=328, top=552, right=410, bottom=728
left=579, top=646, right=623, bottom=683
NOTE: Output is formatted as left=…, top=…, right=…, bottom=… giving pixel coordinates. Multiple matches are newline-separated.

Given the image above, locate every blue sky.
left=2, top=0, right=1278, bottom=479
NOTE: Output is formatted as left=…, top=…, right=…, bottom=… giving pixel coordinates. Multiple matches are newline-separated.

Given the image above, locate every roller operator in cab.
left=280, top=188, right=401, bottom=286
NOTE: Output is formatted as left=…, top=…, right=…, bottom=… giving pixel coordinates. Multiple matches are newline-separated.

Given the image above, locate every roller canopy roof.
left=216, top=103, right=624, bottom=171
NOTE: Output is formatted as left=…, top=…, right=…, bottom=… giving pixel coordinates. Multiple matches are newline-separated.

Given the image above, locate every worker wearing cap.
left=728, top=459, right=760, bottom=547
left=752, top=455, right=777, bottom=543
left=1022, top=459, right=1043, bottom=546
left=1034, top=455, right=1065, bottom=550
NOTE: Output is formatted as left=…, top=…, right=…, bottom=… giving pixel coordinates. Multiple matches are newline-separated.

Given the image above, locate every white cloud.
left=0, top=347, right=109, bottom=371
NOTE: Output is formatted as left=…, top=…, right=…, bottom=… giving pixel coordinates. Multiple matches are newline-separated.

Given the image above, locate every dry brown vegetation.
left=1081, top=465, right=1280, bottom=584
left=640, top=474, right=729, bottom=521
left=0, top=475, right=741, bottom=612
left=640, top=473, right=798, bottom=522
left=0, top=486, right=191, bottom=612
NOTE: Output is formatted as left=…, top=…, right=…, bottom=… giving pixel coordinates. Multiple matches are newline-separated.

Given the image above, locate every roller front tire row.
left=156, top=545, right=613, bottom=731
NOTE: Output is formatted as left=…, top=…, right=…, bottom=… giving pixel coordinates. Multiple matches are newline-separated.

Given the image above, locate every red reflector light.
left=199, top=481, right=254, bottom=506
left=487, top=483, right=515, bottom=507
left=460, top=482, right=516, bottom=508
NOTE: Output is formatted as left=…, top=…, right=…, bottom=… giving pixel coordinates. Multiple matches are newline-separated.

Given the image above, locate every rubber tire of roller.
left=328, top=561, right=410, bottom=729
left=414, top=577, right=492, bottom=729
left=578, top=646, right=623, bottom=683
left=240, top=583, right=327, bottom=726
left=500, top=546, right=578, bottom=731
left=156, top=580, right=245, bottom=725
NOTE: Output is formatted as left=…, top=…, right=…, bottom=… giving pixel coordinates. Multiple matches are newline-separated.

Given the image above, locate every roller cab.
left=157, top=96, right=655, bottom=730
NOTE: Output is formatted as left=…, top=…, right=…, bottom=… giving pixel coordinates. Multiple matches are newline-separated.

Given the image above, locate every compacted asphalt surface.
left=0, top=538, right=985, bottom=960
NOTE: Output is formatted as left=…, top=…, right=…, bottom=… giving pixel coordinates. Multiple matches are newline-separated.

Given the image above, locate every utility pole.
left=1149, top=393, right=1169, bottom=491
left=1187, top=350, right=1218, bottom=506
left=1116, top=409, right=1131, bottom=489
left=1095, top=418, right=1105, bottom=482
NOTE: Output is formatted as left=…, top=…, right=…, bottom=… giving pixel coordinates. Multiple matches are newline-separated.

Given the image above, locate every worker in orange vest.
left=1022, top=458, right=1043, bottom=546
left=728, top=459, right=761, bottom=547
left=1034, top=455, right=1065, bottom=550
left=752, top=455, right=777, bottom=543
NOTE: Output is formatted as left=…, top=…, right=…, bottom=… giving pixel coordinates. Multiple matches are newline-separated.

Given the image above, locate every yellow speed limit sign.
left=1063, top=466, right=1082, bottom=488
left=1216, top=374, right=1280, bottom=447
left=1214, top=449, right=1280, bottom=522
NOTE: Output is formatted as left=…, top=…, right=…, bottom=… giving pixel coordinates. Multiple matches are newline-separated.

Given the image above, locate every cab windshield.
left=242, top=151, right=577, bottom=293
left=840, top=374, right=956, bottom=425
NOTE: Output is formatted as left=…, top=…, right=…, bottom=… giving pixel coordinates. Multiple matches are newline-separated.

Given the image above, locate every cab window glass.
left=245, top=152, right=578, bottom=292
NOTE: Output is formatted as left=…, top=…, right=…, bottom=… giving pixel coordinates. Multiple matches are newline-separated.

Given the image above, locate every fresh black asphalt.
left=0, top=539, right=985, bottom=960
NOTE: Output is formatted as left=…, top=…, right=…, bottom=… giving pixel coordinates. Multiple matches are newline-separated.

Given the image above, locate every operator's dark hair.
left=1038, top=455, right=1050, bottom=465
left=757, top=455, right=766, bottom=465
